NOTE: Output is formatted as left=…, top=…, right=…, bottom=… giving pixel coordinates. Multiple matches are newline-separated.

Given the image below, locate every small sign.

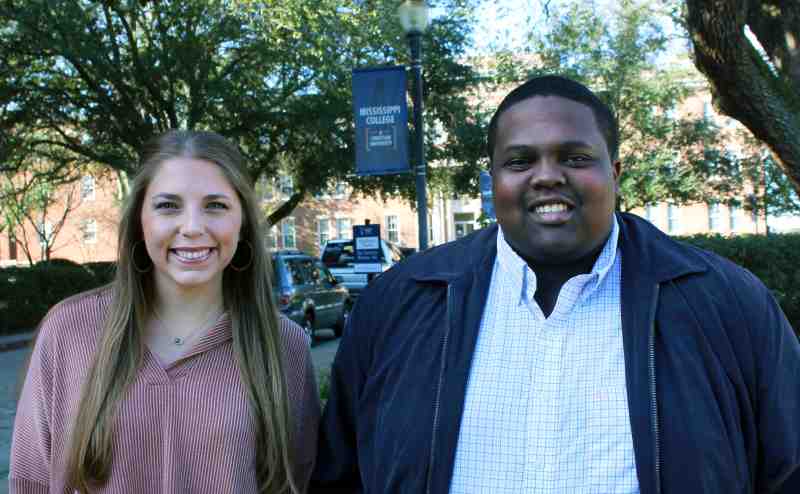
left=353, top=224, right=382, bottom=273
left=480, top=171, right=496, bottom=220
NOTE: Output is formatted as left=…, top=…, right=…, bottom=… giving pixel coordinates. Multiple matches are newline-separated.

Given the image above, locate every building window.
left=278, top=175, right=294, bottom=197
left=81, top=219, right=97, bottom=244
left=645, top=204, right=656, bottom=223
left=336, top=218, right=352, bottom=239
left=385, top=215, right=399, bottom=243
left=703, top=101, right=713, bottom=121
left=454, top=212, right=476, bottom=239
left=332, top=181, right=347, bottom=199
left=266, top=225, right=279, bottom=250
left=667, top=204, right=680, bottom=234
left=318, top=218, right=330, bottom=247
left=37, top=221, right=53, bottom=246
left=8, top=233, right=17, bottom=260
left=81, top=175, right=96, bottom=201
left=257, top=175, right=275, bottom=201
left=729, top=204, right=740, bottom=232
left=708, top=203, right=722, bottom=232
left=281, top=217, right=296, bottom=249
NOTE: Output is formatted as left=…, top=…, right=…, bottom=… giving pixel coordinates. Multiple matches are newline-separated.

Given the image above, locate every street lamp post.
left=398, top=0, right=430, bottom=251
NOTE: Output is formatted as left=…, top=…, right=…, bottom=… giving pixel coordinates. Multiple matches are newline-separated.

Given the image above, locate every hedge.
left=679, top=233, right=800, bottom=334
left=0, top=263, right=114, bottom=334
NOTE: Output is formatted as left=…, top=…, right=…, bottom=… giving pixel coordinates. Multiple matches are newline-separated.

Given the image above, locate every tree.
left=683, top=0, right=800, bottom=197
left=490, top=0, right=743, bottom=211
left=0, top=0, right=484, bottom=225
left=1, top=170, right=82, bottom=264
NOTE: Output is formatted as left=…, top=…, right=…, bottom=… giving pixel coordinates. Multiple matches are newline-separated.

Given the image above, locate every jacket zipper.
left=426, top=284, right=454, bottom=494
left=648, top=283, right=661, bottom=494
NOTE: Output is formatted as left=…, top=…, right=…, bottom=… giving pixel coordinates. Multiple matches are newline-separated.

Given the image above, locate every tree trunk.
left=684, top=0, right=800, bottom=194
left=266, top=190, right=306, bottom=227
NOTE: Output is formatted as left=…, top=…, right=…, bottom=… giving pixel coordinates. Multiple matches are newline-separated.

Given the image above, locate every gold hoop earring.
left=131, top=241, right=152, bottom=273
left=229, top=240, right=254, bottom=272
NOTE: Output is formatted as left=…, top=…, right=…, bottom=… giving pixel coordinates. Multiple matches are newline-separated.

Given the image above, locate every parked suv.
left=271, top=250, right=352, bottom=341
left=320, top=239, right=405, bottom=298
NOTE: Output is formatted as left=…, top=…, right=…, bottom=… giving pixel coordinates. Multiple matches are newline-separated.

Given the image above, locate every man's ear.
left=612, top=159, right=621, bottom=193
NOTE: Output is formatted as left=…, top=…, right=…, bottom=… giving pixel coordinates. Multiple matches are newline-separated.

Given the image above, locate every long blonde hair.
left=66, top=131, right=297, bottom=494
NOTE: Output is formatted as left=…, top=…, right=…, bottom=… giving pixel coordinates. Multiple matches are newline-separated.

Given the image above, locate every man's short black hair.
left=487, top=75, right=620, bottom=163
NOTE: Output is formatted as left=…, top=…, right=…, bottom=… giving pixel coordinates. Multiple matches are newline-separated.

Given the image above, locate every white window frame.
left=81, top=175, right=96, bottom=201
left=454, top=212, right=477, bottom=239
left=278, top=175, right=294, bottom=197
left=81, top=219, right=98, bottom=244
left=332, top=181, right=347, bottom=199
left=385, top=215, right=399, bottom=244
left=282, top=217, right=296, bottom=249
left=729, top=204, right=740, bottom=232
left=267, top=224, right=279, bottom=250
left=336, top=217, right=352, bottom=239
left=645, top=204, right=657, bottom=223
left=667, top=204, right=680, bottom=234
left=708, top=203, right=722, bottom=232
left=37, top=221, right=54, bottom=246
left=318, top=217, right=331, bottom=247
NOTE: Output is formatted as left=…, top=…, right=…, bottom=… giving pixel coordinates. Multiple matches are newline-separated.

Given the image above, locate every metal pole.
left=408, top=32, right=428, bottom=251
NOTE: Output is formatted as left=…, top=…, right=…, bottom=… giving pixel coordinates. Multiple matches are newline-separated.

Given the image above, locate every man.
left=311, top=75, right=800, bottom=493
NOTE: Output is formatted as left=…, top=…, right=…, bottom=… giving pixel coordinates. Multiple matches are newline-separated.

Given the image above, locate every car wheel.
left=334, top=301, right=351, bottom=338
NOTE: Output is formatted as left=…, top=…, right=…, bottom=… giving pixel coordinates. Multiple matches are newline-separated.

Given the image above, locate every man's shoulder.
left=619, top=213, right=769, bottom=298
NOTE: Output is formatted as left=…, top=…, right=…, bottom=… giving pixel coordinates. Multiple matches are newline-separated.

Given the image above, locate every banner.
left=352, top=66, right=410, bottom=176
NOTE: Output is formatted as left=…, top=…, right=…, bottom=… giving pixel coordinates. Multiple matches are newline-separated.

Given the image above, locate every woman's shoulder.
left=37, top=285, right=113, bottom=343
left=277, top=314, right=310, bottom=354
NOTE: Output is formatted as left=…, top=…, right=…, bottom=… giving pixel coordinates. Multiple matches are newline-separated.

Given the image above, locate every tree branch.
left=685, top=0, right=800, bottom=192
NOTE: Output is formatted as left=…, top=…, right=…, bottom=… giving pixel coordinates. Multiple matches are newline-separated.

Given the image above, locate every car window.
left=285, top=258, right=316, bottom=286
left=316, top=262, right=338, bottom=285
left=322, top=242, right=356, bottom=267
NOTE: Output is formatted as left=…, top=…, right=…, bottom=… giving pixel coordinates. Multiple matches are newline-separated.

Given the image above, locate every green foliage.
left=679, top=233, right=800, bottom=334
left=0, top=0, right=485, bottom=222
left=489, top=0, right=742, bottom=211
left=317, top=369, right=331, bottom=405
left=0, top=264, right=110, bottom=333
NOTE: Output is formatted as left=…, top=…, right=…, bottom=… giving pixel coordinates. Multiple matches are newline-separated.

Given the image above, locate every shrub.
left=679, top=233, right=800, bottom=334
left=83, top=262, right=117, bottom=284
left=0, top=264, right=109, bottom=334
left=36, top=258, right=82, bottom=268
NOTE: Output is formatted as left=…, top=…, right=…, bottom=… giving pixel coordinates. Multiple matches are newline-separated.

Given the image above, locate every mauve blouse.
left=9, top=288, right=320, bottom=493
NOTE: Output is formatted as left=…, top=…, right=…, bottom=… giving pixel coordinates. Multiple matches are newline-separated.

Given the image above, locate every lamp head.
left=398, top=0, right=430, bottom=35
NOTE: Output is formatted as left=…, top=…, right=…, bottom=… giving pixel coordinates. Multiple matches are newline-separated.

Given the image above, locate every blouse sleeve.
left=9, top=318, right=56, bottom=493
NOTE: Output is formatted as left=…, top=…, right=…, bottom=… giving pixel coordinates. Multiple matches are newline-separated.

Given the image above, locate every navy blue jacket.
left=311, top=213, right=800, bottom=493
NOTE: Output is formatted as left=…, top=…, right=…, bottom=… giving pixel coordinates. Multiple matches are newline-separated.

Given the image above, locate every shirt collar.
left=496, top=215, right=620, bottom=303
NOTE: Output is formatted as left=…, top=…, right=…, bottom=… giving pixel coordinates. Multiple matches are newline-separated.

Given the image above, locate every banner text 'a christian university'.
left=352, top=66, right=409, bottom=176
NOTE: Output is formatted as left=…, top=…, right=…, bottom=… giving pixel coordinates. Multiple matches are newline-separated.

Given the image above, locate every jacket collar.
left=411, top=212, right=706, bottom=285
left=615, top=212, right=707, bottom=283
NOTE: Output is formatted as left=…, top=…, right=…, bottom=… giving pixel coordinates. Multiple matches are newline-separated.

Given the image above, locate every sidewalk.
left=0, top=332, right=34, bottom=353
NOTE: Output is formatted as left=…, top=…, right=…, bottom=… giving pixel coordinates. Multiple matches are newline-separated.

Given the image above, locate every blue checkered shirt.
left=449, top=217, right=639, bottom=493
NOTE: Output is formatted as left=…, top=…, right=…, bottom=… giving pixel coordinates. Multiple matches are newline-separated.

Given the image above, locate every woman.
left=9, top=131, right=320, bottom=493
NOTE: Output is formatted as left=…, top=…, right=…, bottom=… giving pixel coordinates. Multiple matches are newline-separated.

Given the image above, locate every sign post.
left=353, top=224, right=382, bottom=274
